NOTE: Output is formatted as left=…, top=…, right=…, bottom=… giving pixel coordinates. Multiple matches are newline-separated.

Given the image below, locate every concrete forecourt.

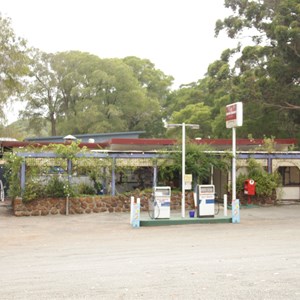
left=0, top=204, right=300, bottom=299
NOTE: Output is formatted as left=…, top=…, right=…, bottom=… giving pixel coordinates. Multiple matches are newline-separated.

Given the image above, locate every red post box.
left=244, top=179, right=256, bottom=204
left=244, top=179, right=256, bottom=195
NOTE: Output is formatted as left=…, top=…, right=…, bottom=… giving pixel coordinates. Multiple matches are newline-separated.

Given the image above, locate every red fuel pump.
left=244, top=179, right=256, bottom=204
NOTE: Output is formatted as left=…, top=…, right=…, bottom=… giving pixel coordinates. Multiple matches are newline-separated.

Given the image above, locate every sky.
left=1, top=0, right=237, bottom=123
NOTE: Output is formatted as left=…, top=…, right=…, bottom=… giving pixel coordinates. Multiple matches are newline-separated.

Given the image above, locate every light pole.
left=166, top=123, right=199, bottom=218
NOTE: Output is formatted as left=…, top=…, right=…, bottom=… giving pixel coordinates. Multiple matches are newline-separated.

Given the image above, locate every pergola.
left=15, top=150, right=300, bottom=197
left=16, top=151, right=169, bottom=196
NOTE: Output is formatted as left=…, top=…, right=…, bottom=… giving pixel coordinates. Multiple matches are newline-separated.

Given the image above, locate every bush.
left=44, top=175, right=77, bottom=198
left=237, top=158, right=281, bottom=199
left=77, top=182, right=96, bottom=195
left=45, top=175, right=66, bottom=198
left=23, top=180, right=45, bottom=202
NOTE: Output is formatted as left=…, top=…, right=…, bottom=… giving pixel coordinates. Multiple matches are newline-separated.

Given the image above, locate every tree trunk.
left=50, top=113, right=56, bottom=136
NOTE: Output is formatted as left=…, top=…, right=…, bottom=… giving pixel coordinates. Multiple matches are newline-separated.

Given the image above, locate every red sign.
left=226, top=102, right=243, bottom=128
left=226, top=105, right=237, bottom=120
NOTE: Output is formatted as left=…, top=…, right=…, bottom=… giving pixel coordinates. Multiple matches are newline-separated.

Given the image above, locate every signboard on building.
left=226, top=102, right=243, bottom=128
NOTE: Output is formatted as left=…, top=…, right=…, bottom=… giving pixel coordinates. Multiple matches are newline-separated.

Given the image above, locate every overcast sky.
left=1, top=0, right=237, bottom=123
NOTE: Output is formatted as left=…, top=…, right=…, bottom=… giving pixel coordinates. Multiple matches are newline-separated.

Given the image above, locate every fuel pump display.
left=197, top=184, right=215, bottom=217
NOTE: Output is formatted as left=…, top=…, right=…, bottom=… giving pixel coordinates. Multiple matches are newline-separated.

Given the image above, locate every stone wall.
left=13, top=192, right=196, bottom=217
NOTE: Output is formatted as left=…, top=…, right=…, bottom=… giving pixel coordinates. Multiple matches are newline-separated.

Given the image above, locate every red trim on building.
left=108, top=138, right=177, bottom=145
left=194, top=138, right=297, bottom=146
left=107, top=138, right=297, bottom=147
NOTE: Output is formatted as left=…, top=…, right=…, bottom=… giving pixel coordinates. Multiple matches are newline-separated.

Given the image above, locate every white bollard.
left=132, top=197, right=141, bottom=228
left=193, top=192, right=197, bottom=208
left=223, top=194, right=227, bottom=217
left=130, top=196, right=134, bottom=224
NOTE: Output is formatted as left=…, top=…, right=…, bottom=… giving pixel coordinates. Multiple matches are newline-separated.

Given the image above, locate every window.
left=278, top=166, right=300, bottom=186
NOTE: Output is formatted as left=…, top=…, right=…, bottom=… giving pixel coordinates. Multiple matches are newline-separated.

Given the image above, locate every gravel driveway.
left=0, top=203, right=300, bottom=299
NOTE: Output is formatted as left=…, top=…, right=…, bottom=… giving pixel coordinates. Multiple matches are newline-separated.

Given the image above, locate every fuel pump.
left=197, top=184, right=215, bottom=217
left=152, top=186, right=171, bottom=219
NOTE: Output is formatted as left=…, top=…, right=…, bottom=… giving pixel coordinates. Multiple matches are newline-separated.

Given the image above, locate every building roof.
left=0, top=136, right=297, bottom=155
left=25, top=131, right=146, bottom=143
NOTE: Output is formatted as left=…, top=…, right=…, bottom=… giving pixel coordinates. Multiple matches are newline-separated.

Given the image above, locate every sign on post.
left=226, top=102, right=243, bottom=224
left=226, top=102, right=243, bottom=128
left=184, top=174, right=192, bottom=190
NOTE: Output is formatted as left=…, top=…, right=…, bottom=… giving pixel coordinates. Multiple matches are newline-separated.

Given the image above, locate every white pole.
left=130, top=196, right=134, bottom=224
left=182, top=122, right=186, bottom=218
left=232, top=127, right=236, bottom=204
left=66, top=196, right=69, bottom=215
left=224, top=194, right=228, bottom=216
left=0, top=180, right=4, bottom=202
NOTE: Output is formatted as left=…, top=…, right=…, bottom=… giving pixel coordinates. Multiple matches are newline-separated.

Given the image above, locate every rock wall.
left=13, top=192, right=196, bottom=217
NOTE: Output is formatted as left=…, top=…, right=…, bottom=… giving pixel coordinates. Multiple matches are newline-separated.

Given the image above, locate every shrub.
left=23, top=180, right=45, bottom=202
left=237, top=158, right=281, bottom=199
left=45, top=175, right=65, bottom=198
left=77, top=182, right=96, bottom=195
left=44, top=175, right=77, bottom=198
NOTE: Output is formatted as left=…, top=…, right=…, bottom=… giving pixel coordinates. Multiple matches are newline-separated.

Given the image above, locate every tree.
left=123, top=56, right=174, bottom=104
left=167, top=103, right=212, bottom=139
left=59, top=57, right=159, bottom=135
left=215, top=0, right=300, bottom=138
left=20, top=51, right=172, bottom=137
left=164, top=82, right=204, bottom=121
left=20, top=50, right=63, bottom=136
left=164, top=48, right=238, bottom=139
left=0, top=15, right=29, bottom=124
left=123, top=56, right=174, bottom=137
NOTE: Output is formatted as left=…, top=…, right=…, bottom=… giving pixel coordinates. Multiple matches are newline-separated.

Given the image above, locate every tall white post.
left=182, top=123, right=186, bottom=218
left=232, top=127, right=236, bottom=203
left=224, top=194, right=228, bottom=216
left=166, top=122, right=199, bottom=218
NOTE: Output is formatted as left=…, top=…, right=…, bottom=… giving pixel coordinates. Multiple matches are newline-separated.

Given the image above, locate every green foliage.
left=4, top=153, right=22, bottom=199
left=48, top=140, right=86, bottom=159
left=3, top=118, right=50, bottom=140
left=87, top=168, right=103, bottom=194
left=44, top=176, right=65, bottom=198
left=213, top=0, right=300, bottom=138
left=23, top=180, right=45, bottom=202
left=18, top=51, right=173, bottom=137
left=4, top=1, right=300, bottom=140
left=45, top=176, right=76, bottom=198
left=261, top=135, right=276, bottom=153
left=168, top=103, right=211, bottom=139
left=160, top=143, right=230, bottom=184
left=0, top=14, right=29, bottom=123
left=77, top=182, right=96, bottom=195
left=237, top=158, right=281, bottom=198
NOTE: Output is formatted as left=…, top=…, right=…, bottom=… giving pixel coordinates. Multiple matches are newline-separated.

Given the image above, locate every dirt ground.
left=0, top=203, right=300, bottom=300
